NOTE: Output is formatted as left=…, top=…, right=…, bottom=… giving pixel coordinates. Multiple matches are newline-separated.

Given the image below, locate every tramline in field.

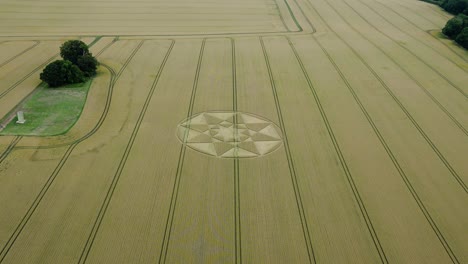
left=0, top=0, right=467, bottom=263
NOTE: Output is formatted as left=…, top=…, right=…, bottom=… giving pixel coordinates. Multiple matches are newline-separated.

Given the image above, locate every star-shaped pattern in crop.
left=177, top=112, right=283, bottom=158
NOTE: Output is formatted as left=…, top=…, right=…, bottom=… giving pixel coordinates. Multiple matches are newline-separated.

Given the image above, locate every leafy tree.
left=76, top=53, right=99, bottom=77
left=40, top=60, right=85, bottom=87
left=441, top=0, right=468, bottom=14
left=455, top=27, right=468, bottom=48
left=442, top=15, right=465, bottom=38
left=419, top=1, right=468, bottom=50
left=60, top=40, right=90, bottom=65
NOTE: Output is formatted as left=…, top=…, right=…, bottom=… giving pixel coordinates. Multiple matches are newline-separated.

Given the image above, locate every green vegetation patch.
left=0, top=80, right=92, bottom=136
left=443, top=14, right=468, bottom=48
left=423, top=0, right=468, bottom=49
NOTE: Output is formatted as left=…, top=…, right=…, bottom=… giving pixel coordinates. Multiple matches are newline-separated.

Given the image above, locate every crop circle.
left=177, top=111, right=283, bottom=158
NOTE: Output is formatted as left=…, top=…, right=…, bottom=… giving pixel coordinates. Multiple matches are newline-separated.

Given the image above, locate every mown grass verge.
left=0, top=79, right=92, bottom=136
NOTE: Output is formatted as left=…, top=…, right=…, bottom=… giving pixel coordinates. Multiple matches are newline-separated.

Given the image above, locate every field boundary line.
left=272, top=0, right=304, bottom=32
left=0, top=38, right=115, bottom=164
left=330, top=0, right=467, bottom=99
left=426, top=30, right=468, bottom=62
left=0, top=41, right=40, bottom=69
left=368, top=0, right=468, bottom=64
left=307, top=0, right=468, bottom=192
left=234, top=158, right=241, bottom=264
left=78, top=40, right=175, bottom=264
left=274, top=0, right=294, bottom=31
left=340, top=0, right=467, bottom=135
left=260, top=36, right=316, bottom=264
left=0, top=52, right=59, bottom=99
left=353, top=0, right=468, bottom=73
left=0, top=36, right=101, bottom=100
left=379, top=0, right=439, bottom=28
left=308, top=35, right=460, bottom=264
left=9, top=38, right=118, bottom=150
left=88, top=36, right=103, bottom=47
left=0, top=144, right=76, bottom=262
left=285, top=36, right=388, bottom=263
left=373, top=0, right=468, bottom=64
left=0, top=0, right=306, bottom=35
left=385, top=0, right=447, bottom=26
left=0, top=31, right=293, bottom=38
left=289, top=0, right=317, bottom=32
left=158, top=39, right=206, bottom=264
left=412, top=0, right=452, bottom=20
left=0, top=82, right=48, bottom=131
left=0, top=40, right=142, bottom=263
left=0, top=136, right=22, bottom=165
left=231, top=38, right=242, bottom=264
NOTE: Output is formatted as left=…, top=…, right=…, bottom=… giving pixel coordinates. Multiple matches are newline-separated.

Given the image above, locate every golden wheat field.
left=0, top=0, right=467, bottom=263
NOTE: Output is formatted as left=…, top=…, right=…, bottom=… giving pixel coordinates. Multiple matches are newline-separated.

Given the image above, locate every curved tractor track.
left=0, top=0, right=467, bottom=263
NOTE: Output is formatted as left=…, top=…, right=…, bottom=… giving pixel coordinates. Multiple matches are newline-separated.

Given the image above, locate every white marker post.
left=16, top=111, right=26, bottom=124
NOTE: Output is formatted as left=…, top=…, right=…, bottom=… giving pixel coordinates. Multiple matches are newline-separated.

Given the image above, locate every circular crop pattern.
left=177, top=111, right=283, bottom=158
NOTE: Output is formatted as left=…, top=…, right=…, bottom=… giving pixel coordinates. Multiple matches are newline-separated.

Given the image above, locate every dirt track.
left=0, top=0, right=467, bottom=263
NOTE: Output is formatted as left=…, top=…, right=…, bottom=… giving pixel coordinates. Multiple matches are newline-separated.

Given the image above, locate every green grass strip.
left=0, top=79, right=92, bottom=136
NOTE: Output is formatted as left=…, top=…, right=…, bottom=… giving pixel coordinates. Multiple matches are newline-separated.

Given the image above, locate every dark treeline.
left=440, top=0, right=468, bottom=14
left=422, top=0, right=468, bottom=14
left=443, top=14, right=468, bottom=48
left=40, top=40, right=99, bottom=87
left=423, top=0, right=468, bottom=49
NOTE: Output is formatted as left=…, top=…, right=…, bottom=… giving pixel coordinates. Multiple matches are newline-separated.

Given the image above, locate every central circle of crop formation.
left=177, top=111, right=283, bottom=158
